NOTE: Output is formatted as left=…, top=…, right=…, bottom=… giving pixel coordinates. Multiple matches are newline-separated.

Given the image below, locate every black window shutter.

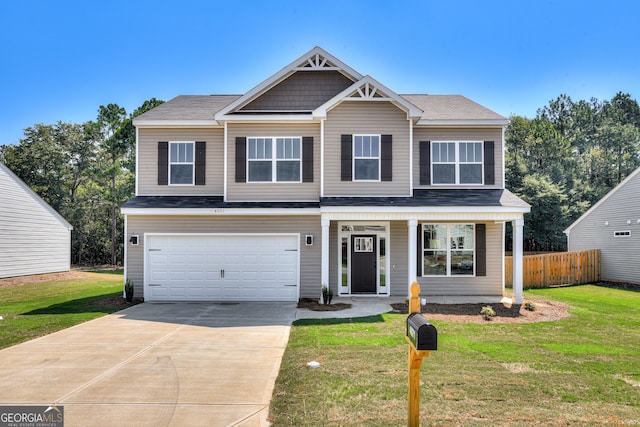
left=302, top=137, right=313, bottom=183
left=235, top=137, right=246, bottom=183
left=419, top=141, right=431, bottom=185
left=195, top=141, right=206, bottom=185
left=417, top=223, right=422, bottom=277
left=157, top=141, right=168, bottom=185
left=381, top=134, right=392, bottom=181
left=484, top=141, right=495, bottom=185
left=341, top=134, right=352, bottom=181
left=476, top=224, right=486, bottom=276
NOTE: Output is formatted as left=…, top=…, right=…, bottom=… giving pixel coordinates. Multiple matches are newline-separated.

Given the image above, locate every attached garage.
left=144, top=234, right=299, bottom=301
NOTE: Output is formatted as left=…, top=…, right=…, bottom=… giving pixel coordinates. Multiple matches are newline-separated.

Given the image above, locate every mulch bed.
left=297, top=298, right=352, bottom=311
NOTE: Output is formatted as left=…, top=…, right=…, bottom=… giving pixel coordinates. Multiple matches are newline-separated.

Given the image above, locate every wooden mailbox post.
left=405, top=280, right=437, bottom=427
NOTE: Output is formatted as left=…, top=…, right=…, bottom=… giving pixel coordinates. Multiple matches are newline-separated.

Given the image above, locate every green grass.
left=0, top=272, right=126, bottom=349
left=270, top=285, right=640, bottom=426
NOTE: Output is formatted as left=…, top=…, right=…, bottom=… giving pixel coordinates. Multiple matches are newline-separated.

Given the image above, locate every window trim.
left=353, top=134, right=381, bottom=182
left=246, top=136, right=302, bottom=183
left=421, top=223, right=476, bottom=277
left=431, top=141, right=484, bottom=185
left=168, top=141, right=195, bottom=186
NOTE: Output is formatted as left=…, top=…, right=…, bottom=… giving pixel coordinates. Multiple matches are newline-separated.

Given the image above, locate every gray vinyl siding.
left=324, top=102, right=412, bottom=196
left=389, top=221, right=409, bottom=296
left=240, top=71, right=354, bottom=111
left=226, top=123, right=321, bottom=201
left=567, top=171, right=640, bottom=284
left=415, top=221, right=503, bottom=296
left=137, top=128, right=224, bottom=196
left=413, top=127, right=504, bottom=189
left=125, top=215, right=322, bottom=298
left=0, top=165, right=71, bottom=278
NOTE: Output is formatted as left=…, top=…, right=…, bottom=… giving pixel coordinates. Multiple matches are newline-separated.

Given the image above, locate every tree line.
left=0, top=99, right=164, bottom=265
left=1, top=92, right=639, bottom=264
left=506, top=92, right=640, bottom=251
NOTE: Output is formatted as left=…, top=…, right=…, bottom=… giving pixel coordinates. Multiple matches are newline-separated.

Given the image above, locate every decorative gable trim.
left=215, top=47, right=363, bottom=120
left=314, top=75, right=423, bottom=120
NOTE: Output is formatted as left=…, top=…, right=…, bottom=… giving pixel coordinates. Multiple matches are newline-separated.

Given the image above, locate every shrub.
left=480, top=305, right=496, bottom=321
left=124, top=279, right=134, bottom=302
left=524, top=300, right=536, bottom=311
left=321, top=286, right=333, bottom=305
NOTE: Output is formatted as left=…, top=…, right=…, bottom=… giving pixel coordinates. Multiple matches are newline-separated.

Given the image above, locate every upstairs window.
left=248, top=137, right=301, bottom=182
left=353, top=135, right=380, bottom=181
left=432, top=141, right=483, bottom=185
left=169, top=141, right=194, bottom=185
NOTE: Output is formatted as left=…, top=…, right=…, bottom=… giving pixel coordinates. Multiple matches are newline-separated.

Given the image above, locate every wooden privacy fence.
left=505, top=249, right=600, bottom=289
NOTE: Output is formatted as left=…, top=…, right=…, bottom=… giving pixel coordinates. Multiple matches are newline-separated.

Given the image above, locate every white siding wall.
left=0, top=165, right=71, bottom=278
left=413, top=127, right=504, bottom=189
left=126, top=215, right=322, bottom=298
left=324, top=102, right=412, bottom=196
left=567, top=171, right=640, bottom=284
left=137, top=128, right=224, bottom=196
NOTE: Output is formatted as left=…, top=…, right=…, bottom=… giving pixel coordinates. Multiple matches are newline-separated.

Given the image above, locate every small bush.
left=524, top=301, right=536, bottom=311
left=480, top=305, right=496, bottom=321
left=124, top=279, right=134, bottom=302
left=321, top=286, right=333, bottom=305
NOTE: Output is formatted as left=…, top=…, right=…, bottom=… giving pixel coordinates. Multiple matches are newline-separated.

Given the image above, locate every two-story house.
left=121, top=47, right=530, bottom=304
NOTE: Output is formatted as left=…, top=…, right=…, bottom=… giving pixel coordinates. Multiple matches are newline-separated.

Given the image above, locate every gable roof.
left=133, top=47, right=506, bottom=127
left=215, top=46, right=363, bottom=120
left=315, top=75, right=423, bottom=120
left=0, top=162, right=73, bottom=230
left=564, top=165, right=640, bottom=234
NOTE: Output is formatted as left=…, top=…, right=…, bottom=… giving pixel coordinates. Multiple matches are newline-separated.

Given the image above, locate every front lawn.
left=270, top=285, right=640, bottom=426
left=0, top=272, right=126, bottom=349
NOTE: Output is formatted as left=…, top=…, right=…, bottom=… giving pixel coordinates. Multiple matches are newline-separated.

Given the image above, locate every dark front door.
left=351, top=235, right=377, bottom=293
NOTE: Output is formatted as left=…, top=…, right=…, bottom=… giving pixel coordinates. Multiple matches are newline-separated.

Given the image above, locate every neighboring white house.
left=564, top=166, right=640, bottom=284
left=0, top=162, right=73, bottom=278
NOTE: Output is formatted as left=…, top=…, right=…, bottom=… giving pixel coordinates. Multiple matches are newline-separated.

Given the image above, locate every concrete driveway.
left=0, top=302, right=296, bottom=426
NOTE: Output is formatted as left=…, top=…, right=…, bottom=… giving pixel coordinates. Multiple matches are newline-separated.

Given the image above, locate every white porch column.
left=512, top=218, right=525, bottom=304
left=321, top=218, right=330, bottom=295
left=408, top=219, right=418, bottom=297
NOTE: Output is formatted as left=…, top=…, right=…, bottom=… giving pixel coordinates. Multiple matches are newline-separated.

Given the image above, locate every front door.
left=351, top=235, right=377, bottom=293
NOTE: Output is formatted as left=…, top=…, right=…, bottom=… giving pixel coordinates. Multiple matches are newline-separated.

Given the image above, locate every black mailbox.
left=406, top=313, right=438, bottom=351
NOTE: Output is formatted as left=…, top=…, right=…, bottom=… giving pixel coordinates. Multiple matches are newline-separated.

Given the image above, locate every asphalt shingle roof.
left=122, top=189, right=529, bottom=210
left=133, top=94, right=504, bottom=123
left=400, top=94, right=506, bottom=122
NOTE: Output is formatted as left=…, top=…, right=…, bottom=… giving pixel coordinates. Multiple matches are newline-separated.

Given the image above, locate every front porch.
left=318, top=214, right=527, bottom=304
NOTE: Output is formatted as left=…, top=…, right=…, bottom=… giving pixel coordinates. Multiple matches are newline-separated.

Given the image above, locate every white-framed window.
left=422, top=223, right=475, bottom=276
left=432, top=141, right=483, bottom=184
left=248, top=137, right=301, bottom=182
left=614, top=230, right=631, bottom=237
left=169, top=141, right=194, bottom=185
left=353, top=135, right=380, bottom=181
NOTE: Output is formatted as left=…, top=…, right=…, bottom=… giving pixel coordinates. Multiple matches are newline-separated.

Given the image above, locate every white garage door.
left=145, top=234, right=299, bottom=301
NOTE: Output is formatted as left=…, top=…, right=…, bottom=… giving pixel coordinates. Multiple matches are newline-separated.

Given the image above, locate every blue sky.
left=1, top=0, right=638, bottom=145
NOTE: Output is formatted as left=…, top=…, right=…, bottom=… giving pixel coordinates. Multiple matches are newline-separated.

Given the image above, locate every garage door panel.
left=146, top=234, right=299, bottom=302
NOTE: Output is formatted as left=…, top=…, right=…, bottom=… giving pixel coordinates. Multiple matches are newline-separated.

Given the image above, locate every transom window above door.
left=353, top=135, right=380, bottom=181
left=247, top=137, right=301, bottom=182
left=432, top=141, right=483, bottom=184
left=169, top=141, right=194, bottom=185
